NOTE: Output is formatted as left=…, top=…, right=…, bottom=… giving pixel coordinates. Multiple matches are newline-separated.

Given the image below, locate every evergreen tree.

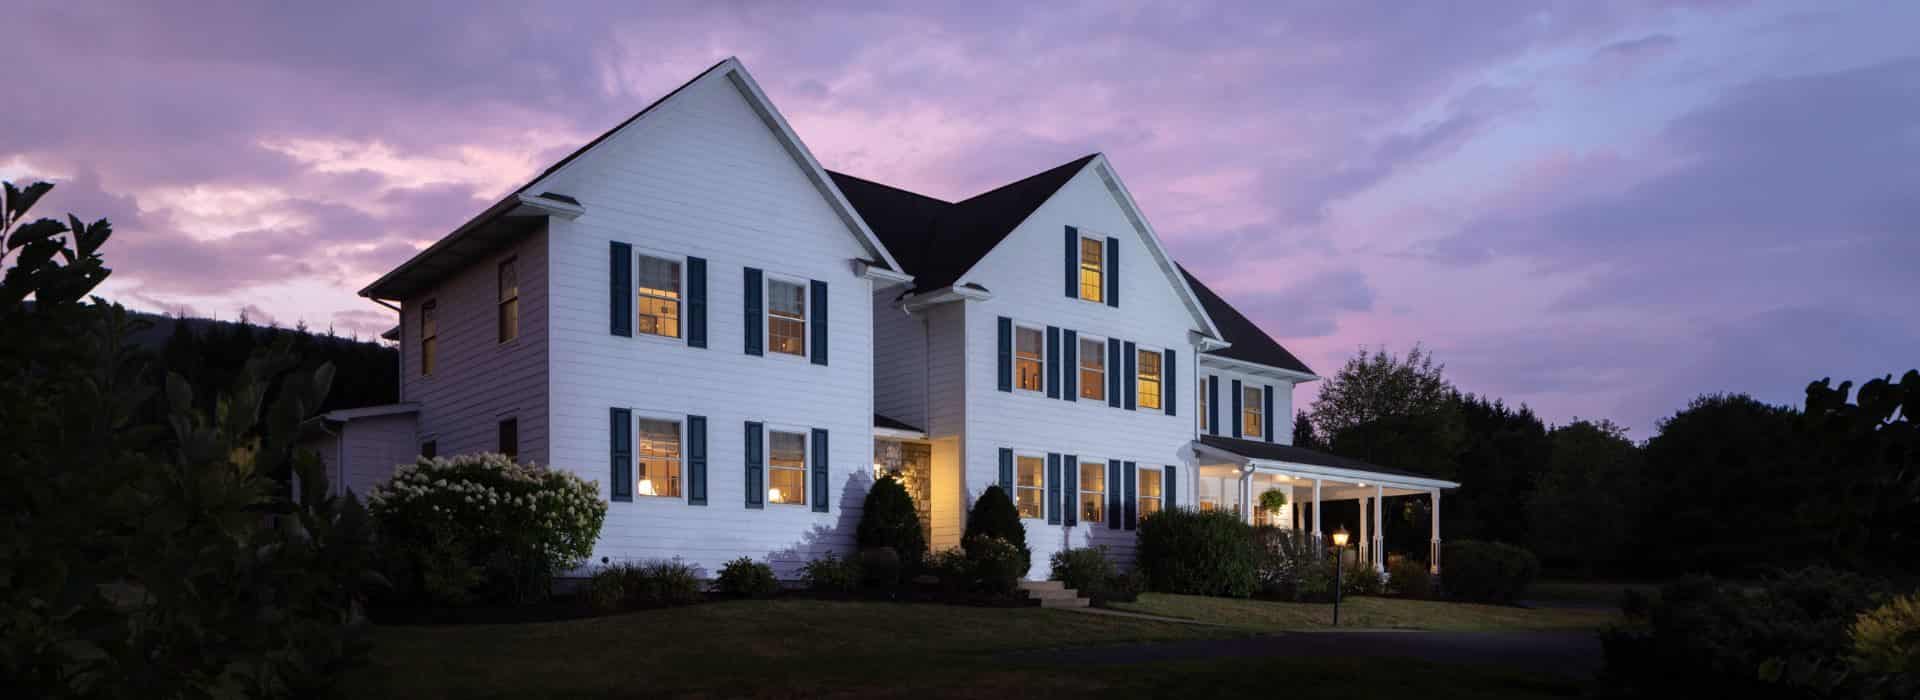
left=857, top=475, right=927, bottom=567
left=963, top=486, right=1029, bottom=573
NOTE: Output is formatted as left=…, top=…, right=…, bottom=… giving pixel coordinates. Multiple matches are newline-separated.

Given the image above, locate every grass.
left=1112, top=593, right=1620, bottom=633
left=342, top=598, right=1585, bottom=698
left=1527, top=580, right=1660, bottom=606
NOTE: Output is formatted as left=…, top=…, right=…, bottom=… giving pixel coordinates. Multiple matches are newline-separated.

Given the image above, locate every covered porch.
left=1192, top=436, right=1459, bottom=574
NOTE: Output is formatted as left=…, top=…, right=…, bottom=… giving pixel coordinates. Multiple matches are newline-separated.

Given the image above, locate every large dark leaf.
left=6, top=217, right=68, bottom=251
left=4, top=180, right=54, bottom=223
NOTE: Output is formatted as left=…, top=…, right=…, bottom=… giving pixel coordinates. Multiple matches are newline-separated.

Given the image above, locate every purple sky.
left=6, top=1, right=1916, bottom=436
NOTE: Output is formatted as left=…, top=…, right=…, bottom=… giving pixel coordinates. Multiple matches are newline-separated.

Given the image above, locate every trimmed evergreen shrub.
left=801, top=552, right=862, bottom=592
left=1387, top=557, right=1433, bottom=598
left=963, top=486, right=1030, bottom=575
left=1440, top=540, right=1539, bottom=603
left=1049, top=546, right=1118, bottom=594
left=857, top=475, right=927, bottom=569
left=964, top=535, right=1026, bottom=595
left=859, top=547, right=902, bottom=588
left=1136, top=508, right=1257, bottom=597
left=714, top=557, right=779, bottom=598
left=927, top=548, right=973, bottom=593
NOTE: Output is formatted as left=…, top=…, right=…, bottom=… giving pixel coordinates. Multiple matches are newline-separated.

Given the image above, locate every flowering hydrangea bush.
left=368, top=453, right=607, bottom=606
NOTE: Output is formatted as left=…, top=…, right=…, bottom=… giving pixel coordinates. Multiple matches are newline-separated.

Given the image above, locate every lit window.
left=636, top=419, right=682, bottom=498
left=1198, top=380, right=1209, bottom=431
left=1014, top=325, right=1043, bottom=392
left=1137, top=349, right=1162, bottom=410
left=767, top=430, right=807, bottom=505
left=1078, top=337, right=1105, bottom=401
left=636, top=255, right=682, bottom=339
left=1078, top=237, right=1104, bottom=302
left=1015, top=455, right=1044, bottom=519
left=498, top=257, right=519, bottom=343
left=1079, top=460, right=1106, bottom=524
left=1139, top=468, right=1164, bottom=517
left=420, top=300, right=437, bottom=376
left=1243, top=385, right=1264, bottom=438
left=768, top=279, right=806, bottom=356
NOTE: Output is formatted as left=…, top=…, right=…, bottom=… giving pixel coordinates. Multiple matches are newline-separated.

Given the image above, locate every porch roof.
left=1195, top=435, right=1459, bottom=491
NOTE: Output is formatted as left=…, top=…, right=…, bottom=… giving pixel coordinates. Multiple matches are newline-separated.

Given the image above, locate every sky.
left=5, top=1, right=1915, bottom=437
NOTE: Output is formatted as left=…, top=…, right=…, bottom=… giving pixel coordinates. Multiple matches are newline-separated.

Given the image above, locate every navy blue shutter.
left=1045, top=326, right=1060, bottom=398
left=743, top=268, right=763, bottom=356
left=1063, top=455, right=1079, bottom=526
left=1061, top=329, right=1078, bottom=401
left=687, top=416, right=707, bottom=505
left=1123, top=341, right=1138, bottom=410
left=1046, top=453, right=1062, bottom=525
left=1208, top=376, right=1221, bottom=436
left=744, top=422, right=764, bottom=508
left=810, top=428, right=829, bottom=512
left=1164, top=349, right=1178, bottom=416
left=1105, top=236, right=1120, bottom=307
left=609, top=408, right=632, bottom=501
left=996, top=317, right=1012, bottom=392
left=1064, top=226, right=1079, bottom=298
left=1264, top=385, right=1275, bottom=442
left=1107, top=459, right=1122, bottom=529
left=1164, top=465, right=1178, bottom=510
left=610, top=242, right=632, bottom=337
left=1231, top=379, right=1244, bottom=439
left=1123, top=461, right=1138, bottom=530
left=687, top=257, right=707, bottom=348
left=1106, top=339, right=1122, bottom=408
left=810, top=280, right=828, bottom=365
left=998, top=448, right=1014, bottom=492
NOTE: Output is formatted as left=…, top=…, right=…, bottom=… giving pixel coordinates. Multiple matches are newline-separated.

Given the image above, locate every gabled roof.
left=362, top=57, right=903, bottom=300
left=829, top=155, right=1095, bottom=293
left=1178, top=264, right=1315, bottom=376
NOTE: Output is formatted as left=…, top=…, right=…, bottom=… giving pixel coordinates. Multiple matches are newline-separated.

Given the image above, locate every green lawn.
left=342, top=599, right=1587, bottom=698
left=1527, top=580, right=1660, bottom=606
left=1113, top=593, right=1620, bottom=633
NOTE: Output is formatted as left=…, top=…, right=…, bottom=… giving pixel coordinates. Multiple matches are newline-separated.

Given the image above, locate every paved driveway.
left=1022, top=630, right=1604, bottom=678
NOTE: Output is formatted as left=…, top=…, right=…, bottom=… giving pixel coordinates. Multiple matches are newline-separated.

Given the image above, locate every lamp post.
left=1330, top=527, right=1350, bottom=626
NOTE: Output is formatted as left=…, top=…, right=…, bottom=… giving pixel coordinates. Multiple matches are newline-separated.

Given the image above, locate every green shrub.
left=927, top=548, right=973, bottom=593
left=585, top=560, right=704, bottom=612
left=585, top=566, right=629, bottom=613
left=1137, top=508, right=1256, bottom=597
left=1440, top=540, right=1538, bottom=603
left=1387, top=556, right=1432, bottom=598
left=714, top=557, right=779, bottom=598
left=368, top=453, right=607, bottom=606
left=964, top=535, right=1027, bottom=595
left=1251, top=526, right=1316, bottom=597
left=1101, top=569, right=1146, bottom=604
left=1851, top=593, right=1920, bottom=674
left=1293, top=559, right=1336, bottom=603
left=963, top=486, right=1030, bottom=576
left=858, top=476, right=926, bottom=569
left=1341, top=558, right=1383, bottom=596
left=1050, top=546, right=1118, bottom=593
left=801, top=552, right=862, bottom=593
left=859, top=547, right=902, bottom=588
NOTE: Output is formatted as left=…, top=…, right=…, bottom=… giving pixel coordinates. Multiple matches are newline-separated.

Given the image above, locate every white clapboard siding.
left=341, top=413, right=421, bottom=498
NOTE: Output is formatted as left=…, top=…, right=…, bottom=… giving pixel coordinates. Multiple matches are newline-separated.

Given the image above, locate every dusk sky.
left=6, top=1, right=1915, bottom=436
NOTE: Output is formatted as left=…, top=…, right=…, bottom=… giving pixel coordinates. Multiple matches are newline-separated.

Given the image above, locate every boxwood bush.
left=963, top=486, right=1030, bottom=576
left=801, top=551, right=862, bottom=592
left=1440, top=540, right=1538, bottom=603
left=1136, top=508, right=1256, bottom=597
left=715, top=557, right=779, bottom=598
left=857, top=475, right=926, bottom=569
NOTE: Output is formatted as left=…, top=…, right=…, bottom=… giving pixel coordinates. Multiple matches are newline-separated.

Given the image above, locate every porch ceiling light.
left=1331, top=527, right=1351, bottom=548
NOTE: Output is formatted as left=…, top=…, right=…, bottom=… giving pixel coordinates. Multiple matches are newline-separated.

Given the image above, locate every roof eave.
left=1200, top=353, right=1319, bottom=383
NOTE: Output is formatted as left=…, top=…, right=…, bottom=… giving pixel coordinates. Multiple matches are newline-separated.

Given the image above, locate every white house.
left=309, top=57, right=1459, bottom=579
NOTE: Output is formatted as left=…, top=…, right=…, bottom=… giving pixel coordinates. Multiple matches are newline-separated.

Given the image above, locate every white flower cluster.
left=368, top=452, right=608, bottom=565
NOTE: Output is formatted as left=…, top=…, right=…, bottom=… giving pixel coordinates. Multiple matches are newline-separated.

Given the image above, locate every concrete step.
left=1039, top=596, right=1090, bottom=609
left=1018, top=580, right=1066, bottom=592
left=1024, top=587, right=1081, bottom=601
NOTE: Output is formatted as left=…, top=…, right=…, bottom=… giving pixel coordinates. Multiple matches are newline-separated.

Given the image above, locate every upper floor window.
left=636, top=418, right=682, bottom=498
left=1198, top=379, right=1209, bottom=431
left=1077, top=236, right=1104, bottom=302
left=1013, top=325, right=1043, bottom=392
left=1079, top=459, right=1106, bottom=524
left=1242, top=385, right=1264, bottom=439
left=1078, top=337, right=1105, bottom=401
left=1137, top=349, right=1162, bottom=410
left=1015, top=454, right=1044, bottom=519
left=498, top=258, right=519, bottom=343
left=1138, top=467, right=1164, bottom=517
left=637, top=255, right=682, bottom=339
left=767, top=429, right=807, bottom=505
left=768, top=278, right=807, bottom=356
left=420, top=300, right=438, bottom=376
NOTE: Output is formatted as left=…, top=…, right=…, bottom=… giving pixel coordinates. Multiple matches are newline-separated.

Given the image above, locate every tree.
left=1447, top=393, right=1551, bottom=547
left=857, top=475, right=927, bottom=568
left=1637, top=394, right=1810, bottom=575
left=1292, top=410, right=1322, bottom=450
left=1801, top=371, right=1919, bottom=573
left=1529, top=419, right=1641, bottom=575
left=1311, top=344, right=1463, bottom=477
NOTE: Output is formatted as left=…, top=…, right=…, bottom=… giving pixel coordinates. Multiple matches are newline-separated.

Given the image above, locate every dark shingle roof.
left=1199, top=435, right=1448, bottom=483
left=1178, top=264, right=1314, bottom=376
left=829, top=154, right=1097, bottom=293
left=874, top=413, right=924, bottom=434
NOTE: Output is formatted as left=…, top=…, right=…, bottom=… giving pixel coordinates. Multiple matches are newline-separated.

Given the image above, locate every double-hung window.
left=419, top=300, right=438, bottom=376
left=1078, top=337, right=1105, bottom=401
left=636, top=255, right=682, bottom=339
left=498, top=258, right=519, bottom=343
left=767, top=430, right=807, bottom=505
left=1138, top=467, right=1164, bottom=517
left=1077, top=236, right=1104, bottom=302
left=1015, top=454, right=1044, bottom=519
left=1013, top=325, right=1043, bottom=392
left=768, top=278, right=807, bottom=356
left=1242, top=385, right=1264, bottom=439
left=636, top=418, right=682, bottom=498
left=1136, top=349, right=1162, bottom=410
left=1198, top=379, right=1209, bottom=431
left=1079, top=459, right=1106, bottom=524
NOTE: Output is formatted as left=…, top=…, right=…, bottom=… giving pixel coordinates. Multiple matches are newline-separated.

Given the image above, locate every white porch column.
left=1374, top=484, right=1386, bottom=574
left=1430, top=488, right=1442, bottom=575
left=1311, top=478, right=1323, bottom=547
left=1357, top=495, right=1369, bottom=563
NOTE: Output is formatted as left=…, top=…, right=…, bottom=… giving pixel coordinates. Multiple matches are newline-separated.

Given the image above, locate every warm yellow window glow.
left=637, top=255, right=682, bottom=339
left=1079, top=461, right=1106, bottom=523
left=1079, top=337, right=1105, bottom=401
left=1198, top=381, right=1209, bottom=430
left=1138, top=468, right=1164, bottom=517
left=1015, top=455, right=1045, bottom=519
left=498, top=258, right=519, bottom=343
left=768, top=279, right=806, bottom=356
left=420, top=300, right=438, bottom=376
left=768, top=430, right=806, bottom=504
left=1078, top=237, right=1104, bottom=302
left=636, top=419, right=682, bottom=498
left=1243, top=385, right=1264, bottom=438
left=1137, top=350, right=1162, bottom=410
left=1014, top=326, right=1043, bottom=392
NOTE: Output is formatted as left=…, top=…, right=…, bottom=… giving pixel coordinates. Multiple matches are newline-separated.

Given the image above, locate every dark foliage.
left=1530, top=419, right=1642, bottom=575
left=801, top=552, right=862, bottom=593
left=1440, top=540, right=1538, bottom=603
left=714, top=557, right=779, bottom=598
left=1446, top=393, right=1551, bottom=548
left=1136, top=508, right=1257, bottom=597
left=858, top=547, right=903, bottom=589
left=1636, top=394, right=1814, bottom=575
left=961, top=535, right=1026, bottom=595
left=1387, top=556, right=1433, bottom=598
left=1800, top=372, right=1920, bottom=573
left=586, top=560, right=704, bottom=612
left=858, top=476, right=927, bottom=569
left=962, top=486, right=1030, bottom=575
left=1049, top=546, right=1116, bottom=597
